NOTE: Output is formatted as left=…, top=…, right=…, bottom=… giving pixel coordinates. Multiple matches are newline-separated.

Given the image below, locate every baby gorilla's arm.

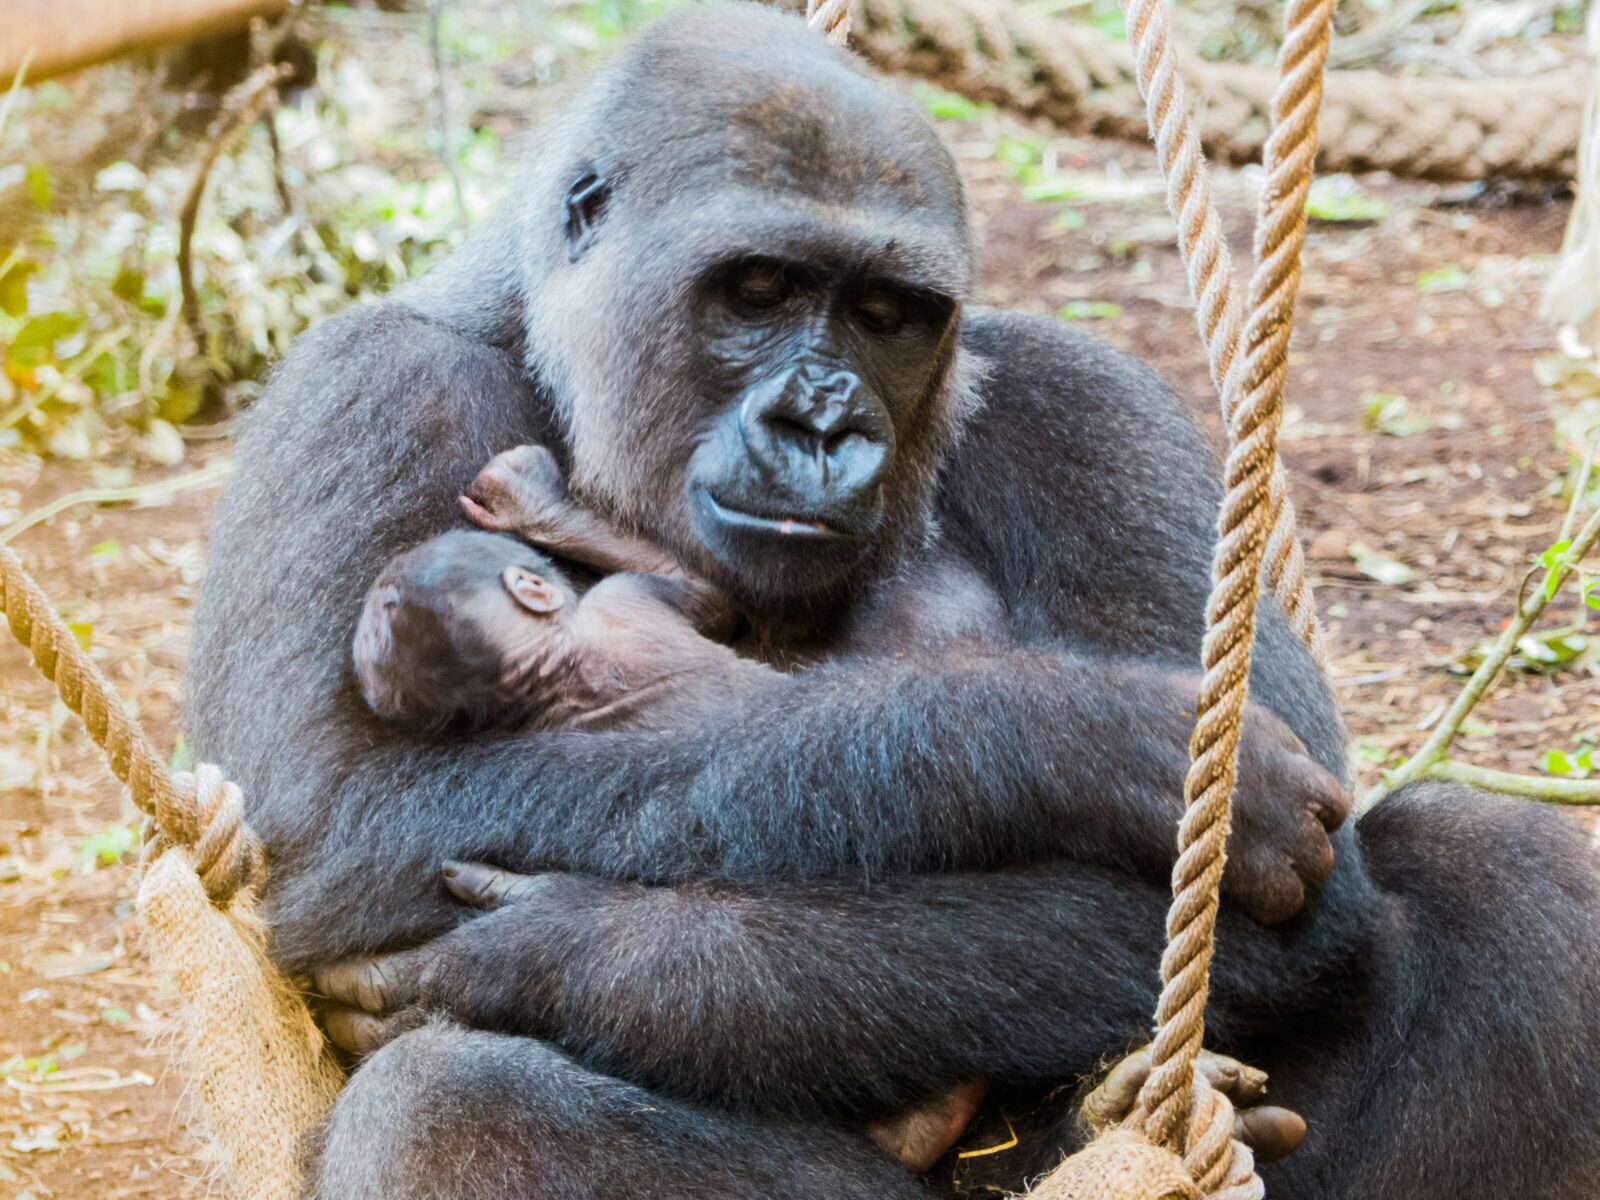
left=462, top=444, right=680, bottom=577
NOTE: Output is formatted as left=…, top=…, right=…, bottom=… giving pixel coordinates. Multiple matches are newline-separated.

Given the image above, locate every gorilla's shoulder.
left=959, top=307, right=1203, bottom=438
left=955, top=307, right=1215, bottom=482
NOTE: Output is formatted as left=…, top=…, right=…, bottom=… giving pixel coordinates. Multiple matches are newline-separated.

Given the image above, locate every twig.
left=1365, top=433, right=1600, bottom=811
left=0, top=460, right=235, bottom=546
left=177, top=62, right=293, bottom=371
left=1425, top=759, right=1600, bottom=804
left=428, top=0, right=468, bottom=230
left=0, top=50, right=33, bottom=140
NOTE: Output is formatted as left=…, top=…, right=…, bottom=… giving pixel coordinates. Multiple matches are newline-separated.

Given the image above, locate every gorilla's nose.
left=741, top=365, right=894, bottom=509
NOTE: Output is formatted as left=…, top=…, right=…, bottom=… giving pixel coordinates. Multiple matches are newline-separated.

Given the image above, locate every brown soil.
left=0, top=82, right=1587, bottom=1200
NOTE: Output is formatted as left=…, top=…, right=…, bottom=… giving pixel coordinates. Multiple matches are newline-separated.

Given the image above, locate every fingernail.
left=441, top=862, right=459, bottom=878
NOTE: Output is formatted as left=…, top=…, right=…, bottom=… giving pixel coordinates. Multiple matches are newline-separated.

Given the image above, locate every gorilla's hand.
left=1225, top=702, right=1349, bottom=924
left=313, top=864, right=599, bottom=1055
left=1080, top=1046, right=1306, bottom=1164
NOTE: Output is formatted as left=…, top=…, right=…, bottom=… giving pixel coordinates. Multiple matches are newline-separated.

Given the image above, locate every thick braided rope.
left=1134, top=0, right=1334, bottom=1153
left=852, top=0, right=1582, bottom=185
left=0, top=545, right=265, bottom=902
left=806, top=0, right=851, bottom=47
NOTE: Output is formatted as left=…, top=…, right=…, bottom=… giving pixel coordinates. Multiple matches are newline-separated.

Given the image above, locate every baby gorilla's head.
left=353, top=529, right=577, bottom=732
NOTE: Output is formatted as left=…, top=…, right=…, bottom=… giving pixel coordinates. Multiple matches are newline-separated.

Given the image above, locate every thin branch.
left=0, top=50, right=33, bottom=140
left=1423, top=759, right=1600, bottom=804
left=178, top=62, right=292, bottom=369
left=429, top=0, right=468, bottom=230
left=1364, top=433, right=1600, bottom=811
left=0, top=461, right=235, bottom=546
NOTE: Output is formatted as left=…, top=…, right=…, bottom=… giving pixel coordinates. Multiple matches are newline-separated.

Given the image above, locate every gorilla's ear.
left=563, top=169, right=612, bottom=262
left=503, top=566, right=566, bottom=615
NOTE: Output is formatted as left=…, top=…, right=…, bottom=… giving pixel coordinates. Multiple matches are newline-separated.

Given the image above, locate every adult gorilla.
left=188, top=6, right=1600, bottom=1198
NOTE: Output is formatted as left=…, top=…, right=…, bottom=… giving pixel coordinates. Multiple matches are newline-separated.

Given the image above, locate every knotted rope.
left=0, top=544, right=265, bottom=901
left=852, top=0, right=1582, bottom=185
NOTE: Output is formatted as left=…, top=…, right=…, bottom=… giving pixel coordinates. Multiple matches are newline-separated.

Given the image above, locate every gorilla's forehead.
left=591, top=7, right=966, bottom=244
left=637, top=190, right=973, bottom=297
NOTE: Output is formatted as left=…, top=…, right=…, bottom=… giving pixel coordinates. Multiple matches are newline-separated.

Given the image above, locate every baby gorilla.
left=354, top=445, right=769, bottom=734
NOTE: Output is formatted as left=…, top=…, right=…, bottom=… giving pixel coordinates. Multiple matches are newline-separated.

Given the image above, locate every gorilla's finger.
left=1233, top=850, right=1307, bottom=927
left=1081, top=1048, right=1152, bottom=1129
left=1195, top=1049, right=1268, bottom=1104
left=1292, top=755, right=1350, bottom=832
left=442, top=860, right=545, bottom=909
left=323, top=1006, right=401, bottom=1056
left=1233, top=1106, right=1307, bottom=1162
left=312, top=954, right=418, bottom=1013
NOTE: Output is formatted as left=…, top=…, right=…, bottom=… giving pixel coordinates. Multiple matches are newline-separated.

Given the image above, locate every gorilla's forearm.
left=407, top=861, right=1368, bottom=1117
left=258, top=642, right=1321, bottom=971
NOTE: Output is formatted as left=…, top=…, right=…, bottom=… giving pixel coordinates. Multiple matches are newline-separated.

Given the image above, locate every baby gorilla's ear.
left=503, top=565, right=566, bottom=615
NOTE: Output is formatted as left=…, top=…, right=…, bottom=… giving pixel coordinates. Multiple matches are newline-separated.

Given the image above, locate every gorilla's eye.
left=853, top=287, right=909, bottom=337
left=726, top=259, right=795, bottom=315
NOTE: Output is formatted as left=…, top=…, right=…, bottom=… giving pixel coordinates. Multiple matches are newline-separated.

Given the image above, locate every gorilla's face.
left=523, top=7, right=976, bottom=610
left=679, top=250, right=959, bottom=595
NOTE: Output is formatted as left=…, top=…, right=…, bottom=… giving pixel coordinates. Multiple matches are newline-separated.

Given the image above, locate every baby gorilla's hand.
left=459, top=444, right=571, bottom=536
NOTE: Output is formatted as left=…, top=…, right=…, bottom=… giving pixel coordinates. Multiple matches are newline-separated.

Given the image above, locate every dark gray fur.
left=186, top=6, right=1600, bottom=1198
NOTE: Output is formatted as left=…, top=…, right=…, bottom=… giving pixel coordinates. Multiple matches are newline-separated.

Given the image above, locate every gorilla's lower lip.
left=699, top=493, right=863, bottom=541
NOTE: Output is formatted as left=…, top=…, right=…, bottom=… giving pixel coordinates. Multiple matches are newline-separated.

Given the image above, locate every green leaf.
left=1539, top=540, right=1574, bottom=571
left=1361, top=392, right=1431, bottom=437
left=100, top=1006, right=130, bottom=1025
left=24, top=163, right=52, bottom=210
left=8, top=310, right=83, bottom=360
left=910, top=82, right=989, bottom=122
left=66, top=621, right=93, bottom=650
left=0, top=258, right=36, bottom=317
left=1543, top=749, right=1573, bottom=776
left=1305, top=178, right=1390, bottom=223
left=1516, top=631, right=1586, bottom=667
left=77, top=824, right=136, bottom=870
left=1058, top=300, right=1122, bottom=322
left=1583, top=578, right=1600, bottom=611
left=1415, top=263, right=1469, bottom=293
left=1022, top=178, right=1082, bottom=203
left=110, top=263, right=146, bottom=306
left=89, top=540, right=121, bottom=563
left=1350, top=543, right=1417, bottom=586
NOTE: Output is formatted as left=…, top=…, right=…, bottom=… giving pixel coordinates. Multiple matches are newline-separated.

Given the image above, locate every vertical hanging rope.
left=807, top=0, right=852, bottom=47
left=1116, top=0, right=1326, bottom=668
left=1131, top=0, right=1335, bottom=1160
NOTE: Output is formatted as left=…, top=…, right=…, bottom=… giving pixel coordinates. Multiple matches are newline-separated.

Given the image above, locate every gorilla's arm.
left=191, top=302, right=1340, bottom=975
left=316, top=859, right=1372, bottom=1117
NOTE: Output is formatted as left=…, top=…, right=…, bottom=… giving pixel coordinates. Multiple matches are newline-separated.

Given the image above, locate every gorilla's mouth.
left=696, top=491, right=867, bottom=542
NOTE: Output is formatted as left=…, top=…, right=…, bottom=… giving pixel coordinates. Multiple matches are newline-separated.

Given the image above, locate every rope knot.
left=1039, top=1073, right=1262, bottom=1200
left=149, top=765, right=267, bottom=906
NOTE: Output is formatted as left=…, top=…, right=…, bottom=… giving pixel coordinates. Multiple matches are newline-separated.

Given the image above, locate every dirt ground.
left=0, top=58, right=1590, bottom=1200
